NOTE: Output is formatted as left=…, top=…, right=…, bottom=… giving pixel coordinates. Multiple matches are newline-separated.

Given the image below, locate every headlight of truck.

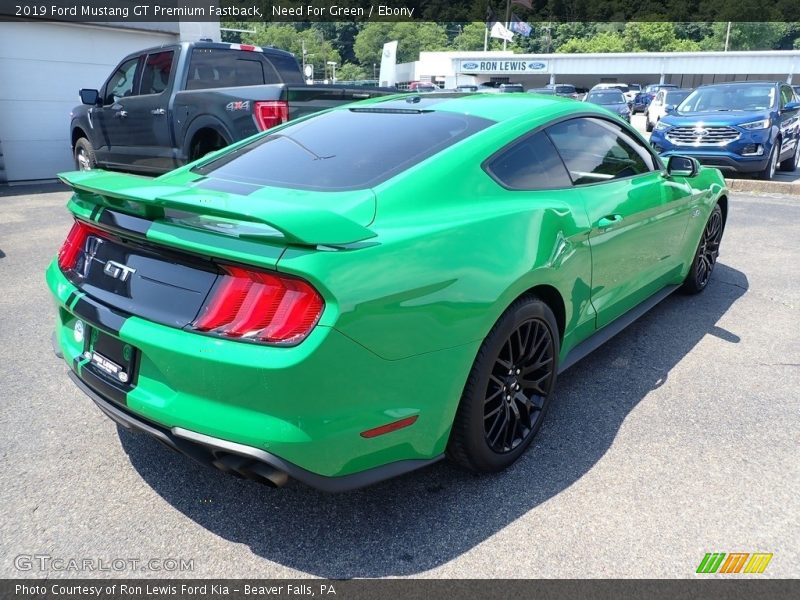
left=738, top=119, right=770, bottom=131
left=654, top=121, right=670, bottom=131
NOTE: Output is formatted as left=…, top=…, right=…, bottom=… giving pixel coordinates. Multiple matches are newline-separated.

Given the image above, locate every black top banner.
left=2, top=0, right=799, bottom=23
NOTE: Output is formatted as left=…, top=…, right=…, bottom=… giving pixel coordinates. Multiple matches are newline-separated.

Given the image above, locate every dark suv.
left=650, top=81, right=800, bottom=180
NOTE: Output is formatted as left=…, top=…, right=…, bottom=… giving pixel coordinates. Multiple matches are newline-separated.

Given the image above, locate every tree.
left=699, top=22, right=789, bottom=51
left=623, top=22, right=678, bottom=52
left=452, top=22, right=489, bottom=51
left=557, top=31, right=626, bottom=53
left=353, top=23, right=395, bottom=66
left=243, top=24, right=341, bottom=76
left=354, top=22, right=448, bottom=65
left=336, top=62, right=368, bottom=81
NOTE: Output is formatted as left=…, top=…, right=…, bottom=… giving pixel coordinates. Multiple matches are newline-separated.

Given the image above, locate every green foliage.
left=354, top=22, right=448, bottom=65
left=336, top=62, right=368, bottom=81
left=242, top=23, right=341, bottom=74
left=220, top=19, right=800, bottom=81
left=557, top=31, right=626, bottom=53
left=452, top=22, right=490, bottom=51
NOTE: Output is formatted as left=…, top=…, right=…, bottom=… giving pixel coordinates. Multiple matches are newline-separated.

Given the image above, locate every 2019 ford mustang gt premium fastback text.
left=48, top=93, right=728, bottom=491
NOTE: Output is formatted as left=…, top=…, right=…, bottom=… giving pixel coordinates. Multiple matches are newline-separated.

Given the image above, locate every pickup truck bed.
left=70, top=41, right=396, bottom=175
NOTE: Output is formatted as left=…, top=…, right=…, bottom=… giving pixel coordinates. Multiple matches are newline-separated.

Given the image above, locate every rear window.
left=187, top=48, right=274, bottom=90
left=193, top=108, right=494, bottom=191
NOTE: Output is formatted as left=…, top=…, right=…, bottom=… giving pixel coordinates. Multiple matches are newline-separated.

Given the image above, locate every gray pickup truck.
left=70, top=41, right=395, bottom=174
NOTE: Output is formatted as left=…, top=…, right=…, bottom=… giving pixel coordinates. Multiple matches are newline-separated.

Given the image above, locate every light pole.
left=327, top=61, right=337, bottom=84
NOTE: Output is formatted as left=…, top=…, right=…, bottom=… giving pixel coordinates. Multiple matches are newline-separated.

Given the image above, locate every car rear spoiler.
left=58, top=170, right=377, bottom=247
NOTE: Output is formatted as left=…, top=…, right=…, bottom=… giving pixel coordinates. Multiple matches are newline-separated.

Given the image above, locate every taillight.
left=57, top=220, right=105, bottom=271
left=192, top=265, right=324, bottom=346
left=254, top=101, right=289, bottom=131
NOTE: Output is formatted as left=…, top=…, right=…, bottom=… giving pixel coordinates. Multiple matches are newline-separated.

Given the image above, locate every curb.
left=724, top=178, right=800, bottom=196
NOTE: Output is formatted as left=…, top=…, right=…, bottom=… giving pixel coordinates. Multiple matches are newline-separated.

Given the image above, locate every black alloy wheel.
left=682, top=204, right=724, bottom=294
left=448, top=296, right=559, bottom=472
left=484, top=319, right=555, bottom=453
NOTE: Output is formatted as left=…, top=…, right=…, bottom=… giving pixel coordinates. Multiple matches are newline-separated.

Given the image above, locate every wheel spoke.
left=483, top=316, right=555, bottom=453
left=484, top=404, right=503, bottom=420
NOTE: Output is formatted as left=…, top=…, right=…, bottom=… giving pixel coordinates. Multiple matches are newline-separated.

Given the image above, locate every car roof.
left=350, top=92, right=585, bottom=122
left=696, top=81, right=781, bottom=88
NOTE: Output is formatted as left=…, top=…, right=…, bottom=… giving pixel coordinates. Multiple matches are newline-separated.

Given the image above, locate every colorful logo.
left=696, top=552, right=773, bottom=574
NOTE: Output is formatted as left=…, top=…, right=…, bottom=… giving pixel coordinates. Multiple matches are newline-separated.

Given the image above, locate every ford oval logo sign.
left=528, top=62, right=546, bottom=70
left=462, top=62, right=479, bottom=70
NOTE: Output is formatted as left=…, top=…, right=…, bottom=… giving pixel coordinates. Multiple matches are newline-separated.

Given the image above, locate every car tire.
left=681, top=204, right=724, bottom=295
left=779, top=141, right=800, bottom=172
left=74, top=138, right=97, bottom=171
left=758, top=143, right=779, bottom=180
left=447, top=296, right=560, bottom=473
left=645, top=115, right=654, bottom=133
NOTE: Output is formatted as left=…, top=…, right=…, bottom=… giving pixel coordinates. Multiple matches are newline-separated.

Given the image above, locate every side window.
left=487, top=131, right=572, bottom=190
left=104, top=57, right=140, bottom=105
left=780, top=86, right=794, bottom=108
left=140, top=50, right=175, bottom=95
left=546, top=118, right=655, bottom=185
left=186, top=48, right=275, bottom=90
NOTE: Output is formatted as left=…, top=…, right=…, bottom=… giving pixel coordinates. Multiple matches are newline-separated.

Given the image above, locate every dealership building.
left=1, top=27, right=799, bottom=183
left=394, top=50, right=800, bottom=90
left=0, top=20, right=219, bottom=183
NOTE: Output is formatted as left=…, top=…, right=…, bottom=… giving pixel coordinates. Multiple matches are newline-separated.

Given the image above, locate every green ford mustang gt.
left=47, top=93, right=728, bottom=491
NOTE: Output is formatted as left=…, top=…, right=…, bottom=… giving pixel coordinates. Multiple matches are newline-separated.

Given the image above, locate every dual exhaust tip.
left=211, top=452, right=290, bottom=488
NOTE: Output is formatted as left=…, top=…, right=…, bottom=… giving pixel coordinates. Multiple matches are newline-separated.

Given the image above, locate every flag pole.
left=484, top=25, right=489, bottom=52
left=503, top=0, right=511, bottom=51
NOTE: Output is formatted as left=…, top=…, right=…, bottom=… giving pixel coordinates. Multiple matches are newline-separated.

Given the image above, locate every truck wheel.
left=758, top=143, right=779, bottom=180
left=74, top=138, right=97, bottom=171
left=779, top=141, right=799, bottom=172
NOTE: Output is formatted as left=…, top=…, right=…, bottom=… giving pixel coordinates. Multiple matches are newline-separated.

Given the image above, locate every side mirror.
left=79, top=89, right=101, bottom=106
left=664, top=104, right=676, bottom=114
left=667, top=155, right=699, bottom=178
left=783, top=101, right=800, bottom=112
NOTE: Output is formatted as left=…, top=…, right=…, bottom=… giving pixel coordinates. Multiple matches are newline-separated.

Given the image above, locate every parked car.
left=645, top=88, right=693, bottom=132
left=498, top=83, right=525, bottom=93
left=409, top=81, right=440, bottom=92
left=49, top=93, right=728, bottom=491
left=623, top=83, right=642, bottom=103
left=527, top=88, right=557, bottom=95
left=70, top=41, right=395, bottom=175
left=650, top=81, right=800, bottom=180
left=456, top=85, right=479, bottom=92
left=546, top=83, right=579, bottom=99
left=633, top=84, right=679, bottom=114
left=584, top=89, right=631, bottom=122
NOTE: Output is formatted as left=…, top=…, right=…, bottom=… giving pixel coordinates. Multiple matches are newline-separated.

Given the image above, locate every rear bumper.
left=64, top=367, right=442, bottom=492
left=47, top=260, right=468, bottom=485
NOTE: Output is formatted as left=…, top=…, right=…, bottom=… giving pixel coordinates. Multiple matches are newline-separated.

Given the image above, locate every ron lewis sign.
left=459, top=59, right=548, bottom=74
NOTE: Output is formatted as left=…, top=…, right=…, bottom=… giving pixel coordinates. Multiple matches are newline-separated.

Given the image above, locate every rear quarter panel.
left=277, top=126, right=595, bottom=364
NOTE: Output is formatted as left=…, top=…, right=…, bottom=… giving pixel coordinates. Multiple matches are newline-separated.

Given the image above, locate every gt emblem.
left=103, top=260, right=136, bottom=282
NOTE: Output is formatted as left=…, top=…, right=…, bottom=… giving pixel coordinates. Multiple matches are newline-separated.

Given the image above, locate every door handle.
left=150, top=108, right=166, bottom=115
left=597, top=214, right=623, bottom=228
left=115, top=110, right=128, bottom=118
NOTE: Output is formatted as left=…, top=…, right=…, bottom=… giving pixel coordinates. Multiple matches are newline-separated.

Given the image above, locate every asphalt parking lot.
left=0, top=184, right=798, bottom=578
